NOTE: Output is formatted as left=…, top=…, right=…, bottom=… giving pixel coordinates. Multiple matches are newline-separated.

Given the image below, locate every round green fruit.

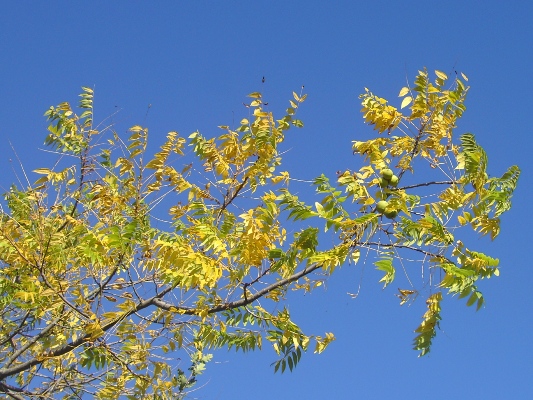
left=389, top=175, right=399, bottom=187
left=376, top=200, right=388, bottom=213
left=384, top=209, right=398, bottom=219
left=381, top=168, right=394, bottom=181
left=378, top=178, right=389, bottom=188
left=378, top=179, right=388, bottom=188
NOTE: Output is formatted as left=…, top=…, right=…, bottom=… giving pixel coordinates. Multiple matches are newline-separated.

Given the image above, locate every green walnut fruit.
left=384, top=209, right=398, bottom=219
left=389, top=175, right=399, bottom=187
left=381, top=168, right=394, bottom=181
left=376, top=200, right=388, bottom=213
left=378, top=178, right=390, bottom=188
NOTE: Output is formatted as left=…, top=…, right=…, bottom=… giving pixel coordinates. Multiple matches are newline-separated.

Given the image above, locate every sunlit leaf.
left=401, top=96, right=412, bottom=109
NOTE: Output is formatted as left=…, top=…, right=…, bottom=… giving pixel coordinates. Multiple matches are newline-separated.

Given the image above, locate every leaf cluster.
left=0, top=70, right=520, bottom=398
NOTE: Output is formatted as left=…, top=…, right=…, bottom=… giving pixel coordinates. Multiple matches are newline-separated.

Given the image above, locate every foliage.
left=0, top=70, right=519, bottom=398
left=352, top=69, right=518, bottom=355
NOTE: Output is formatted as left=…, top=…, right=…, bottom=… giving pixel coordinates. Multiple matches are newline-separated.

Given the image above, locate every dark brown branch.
left=0, top=381, right=29, bottom=399
left=87, top=265, right=120, bottom=302
left=218, top=175, right=249, bottom=217
left=0, top=285, right=173, bottom=380
left=36, top=264, right=91, bottom=320
left=397, top=123, right=425, bottom=181
left=4, top=314, right=64, bottom=369
left=152, top=262, right=323, bottom=315
left=0, top=311, right=31, bottom=348
left=398, top=180, right=456, bottom=190
left=0, top=254, right=320, bottom=381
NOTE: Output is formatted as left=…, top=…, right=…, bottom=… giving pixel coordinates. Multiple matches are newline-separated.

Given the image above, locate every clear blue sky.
left=1, top=1, right=531, bottom=399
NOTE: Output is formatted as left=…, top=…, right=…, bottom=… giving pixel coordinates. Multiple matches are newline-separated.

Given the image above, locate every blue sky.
left=1, top=1, right=531, bottom=399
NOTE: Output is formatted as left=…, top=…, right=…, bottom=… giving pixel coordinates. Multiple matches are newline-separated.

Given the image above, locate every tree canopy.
left=0, top=69, right=519, bottom=398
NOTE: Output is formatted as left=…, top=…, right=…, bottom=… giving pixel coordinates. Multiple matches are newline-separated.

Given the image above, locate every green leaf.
left=374, top=257, right=395, bottom=288
left=268, top=249, right=284, bottom=259
left=315, top=202, right=325, bottom=216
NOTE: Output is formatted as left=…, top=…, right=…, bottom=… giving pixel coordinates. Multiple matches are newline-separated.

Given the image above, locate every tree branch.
left=398, top=180, right=457, bottom=190
left=0, top=381, right=29, bottom=399
left=217, top=175, right=249, bottom=218
left=152, top=262, right=323, bottom=315
left=0, top=286, right=174, bottom=380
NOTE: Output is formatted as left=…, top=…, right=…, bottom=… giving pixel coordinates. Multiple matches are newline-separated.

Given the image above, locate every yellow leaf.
left=271, top=176, right=284, bottom=184
left=398, top=87, right=409, bottom=97
left=461, top=72, right=469, bottom=81
left=85, top=321, right=105, bottom=340
left=197, top=308, right=209, bottom=321
left=435, top=70, right=448, bottom=80
left=253, top=110, right=269, bottom=117
left=272, top=171, right=289, bottom=185
left=129, top=125, right=144, bottom=132
left=33, top=168, right=51, bottom=175
left=34, top=176, right=49, bottom=185
left=401, top=96, right=412, bottom=109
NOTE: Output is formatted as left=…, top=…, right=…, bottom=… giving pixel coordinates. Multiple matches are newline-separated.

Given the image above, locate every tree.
left=0, top=69, right=519, bottom=398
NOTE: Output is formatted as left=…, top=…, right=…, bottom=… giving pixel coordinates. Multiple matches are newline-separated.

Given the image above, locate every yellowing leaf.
left=271, top=171, right=290, bottom=185
left=401, top=96, right=412, bottom=109
left=33, top=168, right=51, bottom=175
left=129, top=125, right=144, bottom=132
left=34, top=176, right=49, bottom=185
left=398, top=87, right=409, bottom=97
left=435, top=70, right=448, bottom=80
left=253, top=109, right=269, bottom=117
